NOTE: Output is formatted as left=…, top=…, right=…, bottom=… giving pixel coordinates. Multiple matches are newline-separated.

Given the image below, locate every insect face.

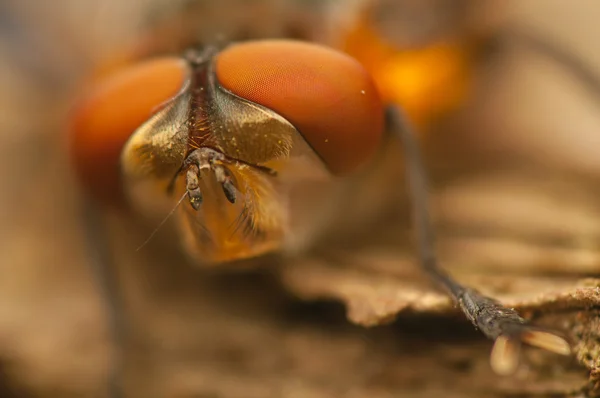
left=70, top=40, right=385, bottom=263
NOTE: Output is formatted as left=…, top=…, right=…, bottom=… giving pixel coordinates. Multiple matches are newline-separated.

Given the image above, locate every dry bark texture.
left=1, top=0, right=600, bottom=397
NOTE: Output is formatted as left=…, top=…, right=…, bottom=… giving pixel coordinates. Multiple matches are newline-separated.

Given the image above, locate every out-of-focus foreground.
left=1, top=1, right=600, bottom=397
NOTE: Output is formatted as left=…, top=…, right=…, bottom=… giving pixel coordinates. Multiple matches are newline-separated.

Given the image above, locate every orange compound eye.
left=215, top=40, right=384, bottom=175
left=69, top=57, right=190, bottom=204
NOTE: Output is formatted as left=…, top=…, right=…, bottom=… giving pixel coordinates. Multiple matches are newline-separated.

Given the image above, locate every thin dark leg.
left=387, top=107, right=571, bottom=375
left=81, top=199, right=126, bottom=398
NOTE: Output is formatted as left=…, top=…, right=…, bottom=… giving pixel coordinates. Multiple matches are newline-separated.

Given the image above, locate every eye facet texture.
left=70, top=57, right=189, bottom=202
left=215, top=40, right=384, bottom=174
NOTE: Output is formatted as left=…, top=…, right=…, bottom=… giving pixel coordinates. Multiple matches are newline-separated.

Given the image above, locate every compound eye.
left=69, top=57, right=189, bottom=204
left=215, top=40, right=384, bottom=175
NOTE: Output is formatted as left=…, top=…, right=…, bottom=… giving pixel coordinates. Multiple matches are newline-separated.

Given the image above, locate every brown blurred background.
left=1, top=1, right=600, bottom=397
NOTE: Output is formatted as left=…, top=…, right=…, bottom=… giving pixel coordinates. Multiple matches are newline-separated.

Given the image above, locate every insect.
left=69, top=39, right=571, bottom=395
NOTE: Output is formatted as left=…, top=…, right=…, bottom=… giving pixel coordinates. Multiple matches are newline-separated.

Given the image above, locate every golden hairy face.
left=69, top=40, right=385, bottom=265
